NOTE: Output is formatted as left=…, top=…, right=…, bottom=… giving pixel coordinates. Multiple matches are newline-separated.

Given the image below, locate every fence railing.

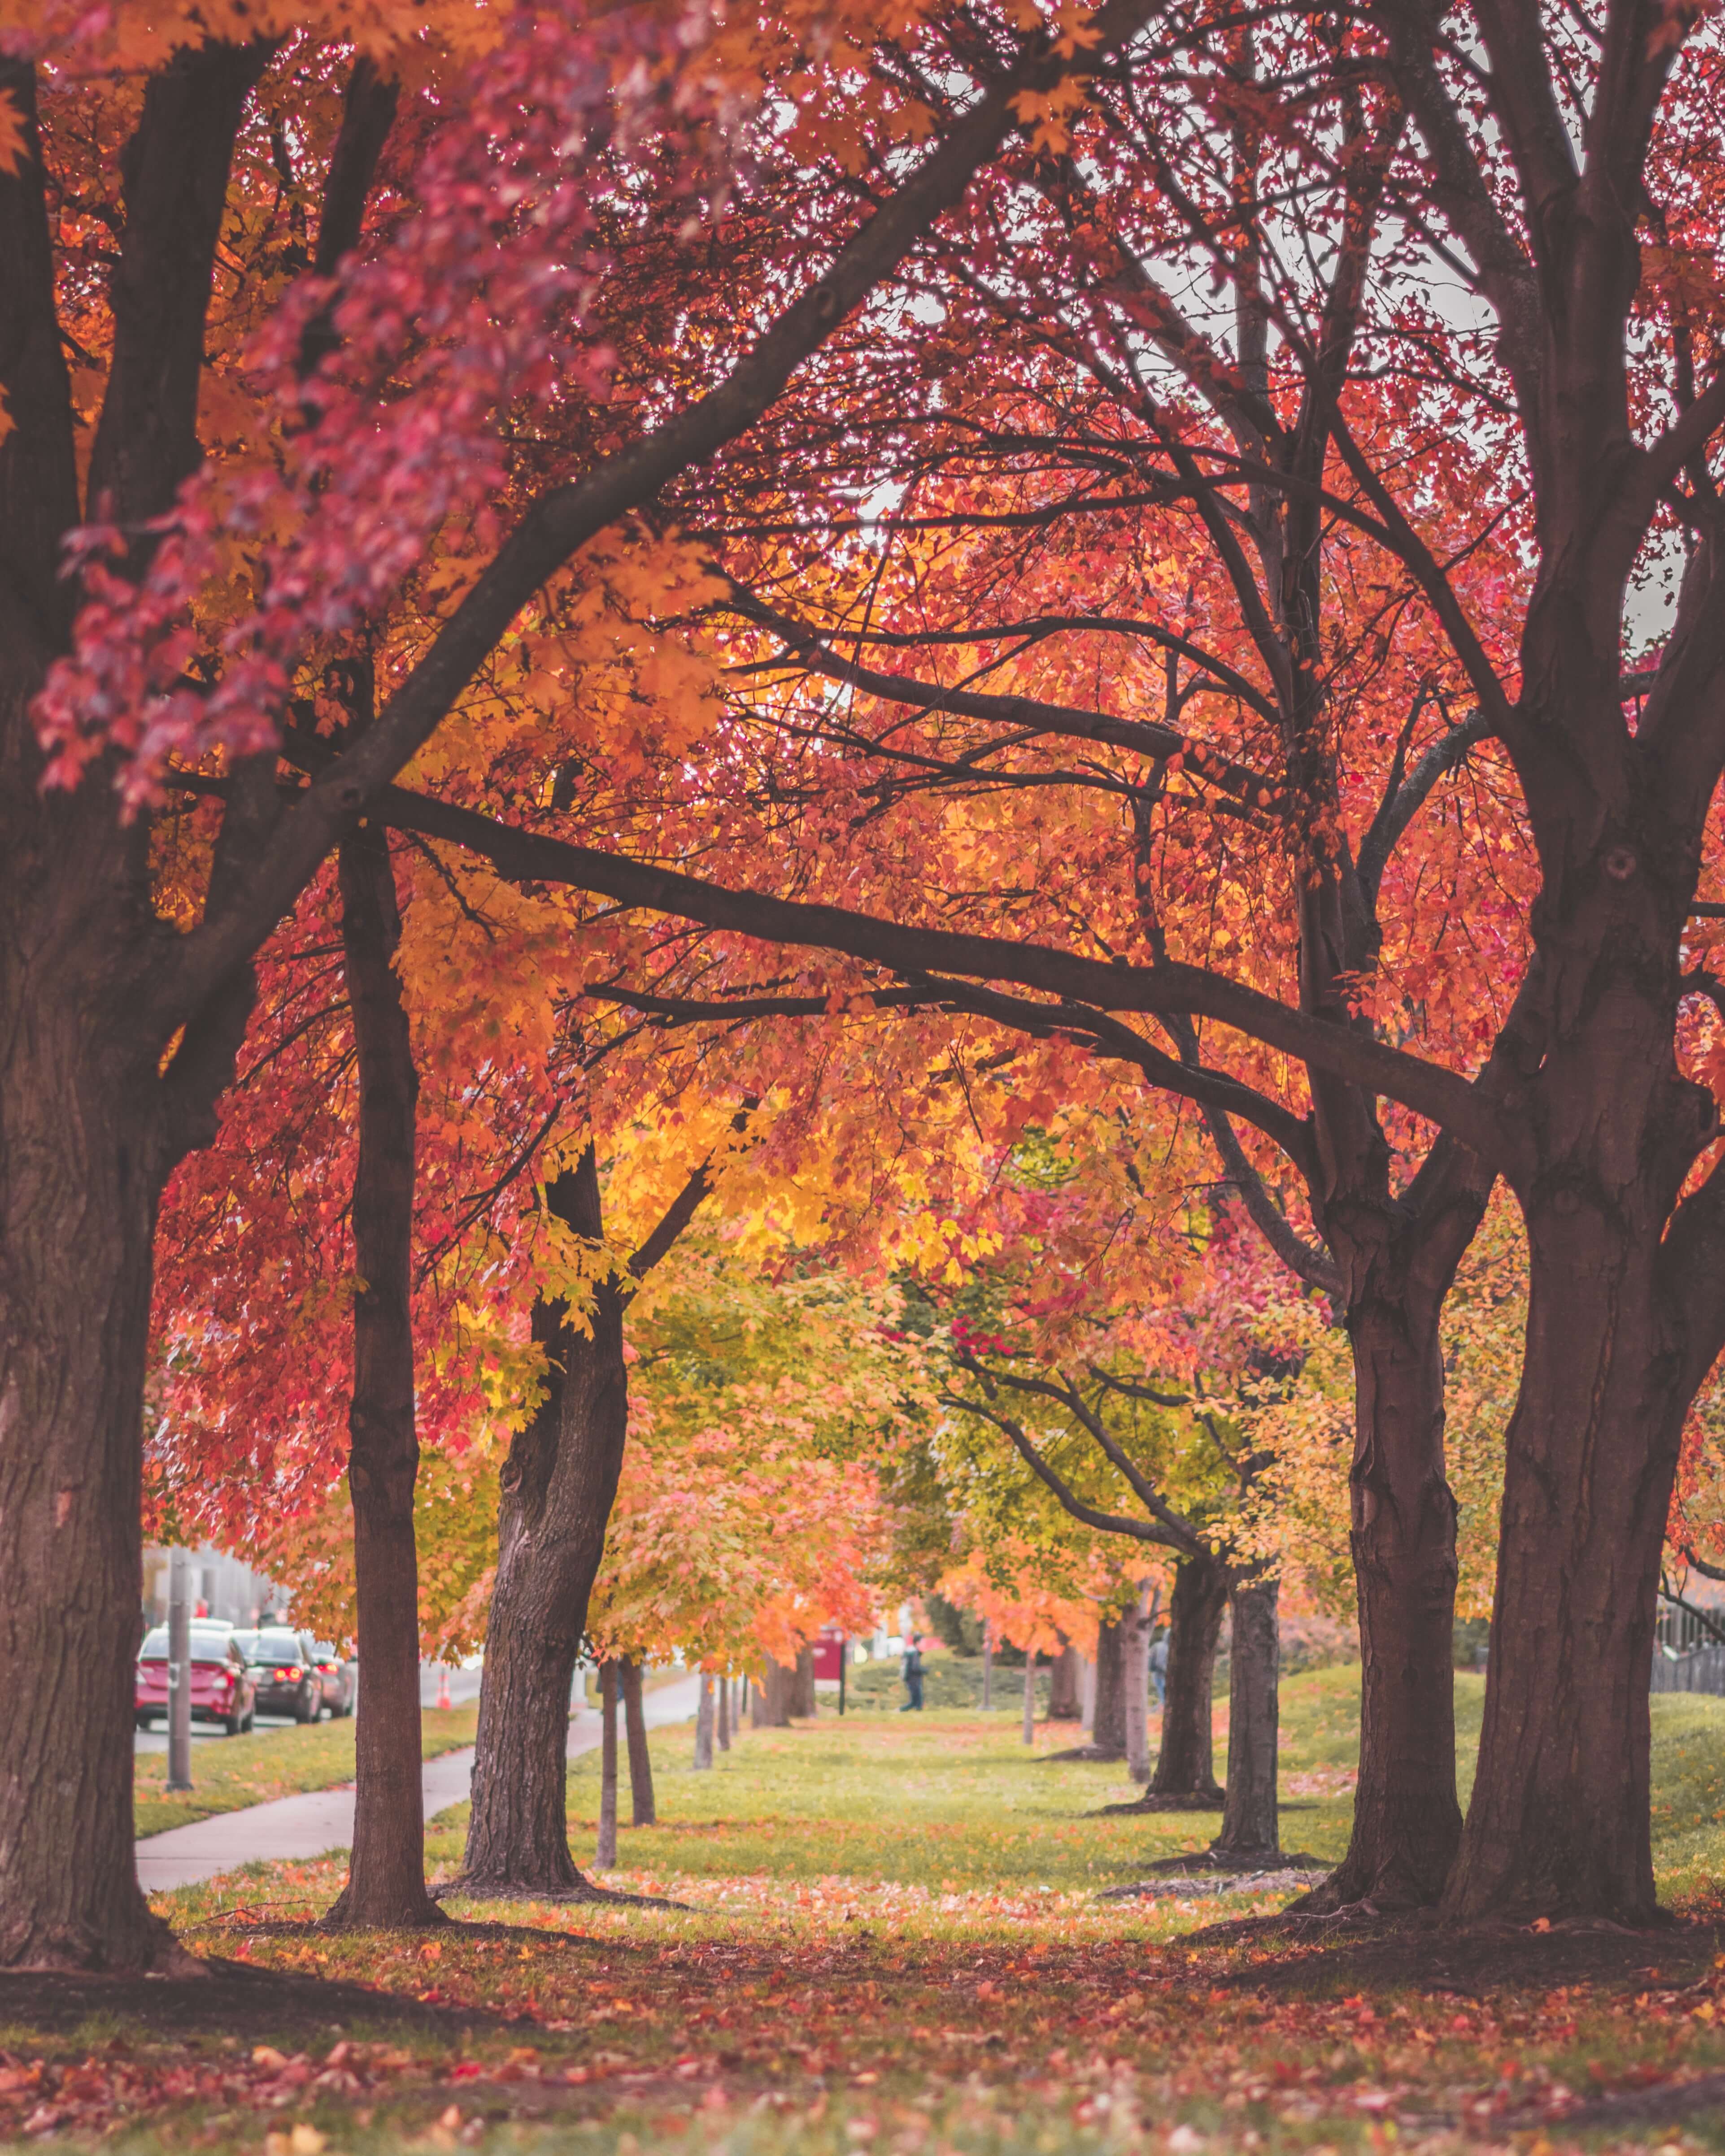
left=1651, top=1642, right=1725, bottom=1695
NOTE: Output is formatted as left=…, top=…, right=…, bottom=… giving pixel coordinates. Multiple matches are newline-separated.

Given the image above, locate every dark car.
left=232, top=1628, right=325, bottom=1722
left=312, top=1642, right=355, bottom=1717
left=135, top=1624, right=257, bottom=1735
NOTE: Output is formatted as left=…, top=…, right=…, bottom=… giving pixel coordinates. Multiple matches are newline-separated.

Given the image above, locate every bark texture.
left=1211, top=1576, right=1281, bottom=1862
left=1148, top=1551, right=1226, bottom=1801
left=694, top=1676, right=715, bottom=1769
left=325, top=829, right=444, bottom=1931
left=1124, top=1593, right=1152, bottom=1782
left=622, top=1660, right=657, bottom=1826
left=595, top=1662, right=618, bottom=1869
left=0, top=995, right=185, bottom=1969
left=456, top=1148, right=627, bottom=1898
left=754, top=1660, right=794, bottom=1727
left=1299, top=1232, right=1479, bottom=1910
left=716, top=1676, right=731, bottom=1751
left=791, top=1646, right=817, bottom=1719
left=1047, top=1645, right=1081, bottom=1720
left=1089, top=1618, right=1127, bottom=1758
left=0, top=42, right=266, bottom=1977
left=1445, top=1159, right=1695, bottom=1920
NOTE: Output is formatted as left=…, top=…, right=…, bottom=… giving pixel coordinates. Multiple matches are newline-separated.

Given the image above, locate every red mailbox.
left=811, top=1628, right=845, bottom=1681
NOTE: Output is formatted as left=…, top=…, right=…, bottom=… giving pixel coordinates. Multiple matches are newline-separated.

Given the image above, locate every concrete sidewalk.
left=136, top=1670, right=703, bottom=1893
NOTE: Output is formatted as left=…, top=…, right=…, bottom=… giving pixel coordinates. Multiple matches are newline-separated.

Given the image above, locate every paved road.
left=135, top=1670, right=703, bottom=1893
left=419, top=1660, right=485, bottom=1708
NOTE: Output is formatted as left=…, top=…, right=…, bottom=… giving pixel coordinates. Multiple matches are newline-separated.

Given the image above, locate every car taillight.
left=283, top=1666, right=302, bottom=1680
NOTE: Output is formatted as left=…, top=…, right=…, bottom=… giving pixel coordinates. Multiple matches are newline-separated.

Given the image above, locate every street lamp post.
left=166, top=1546, right=192, bottom=1791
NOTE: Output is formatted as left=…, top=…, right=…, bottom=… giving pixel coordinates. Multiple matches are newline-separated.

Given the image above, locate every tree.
left=455, top=1135, right=729, bottom=1901
left=1242, top=1195, right=1523, bottom=1652
left=1, top=0, right=1146, bottom=1966
left=390, top=0, right=1725, bottom=1914
left=1145, top=1552, right=1228, bottom=1808
left=584, top=1239, right=927, bottom=1685
left=945, top=1337, right=1288, bottom=1865
left=323, top=826, right=445, bottom=1929
left=920, top=1156, right=1251, bottom=1802
left=373, top=164, right=1526, bottom=1923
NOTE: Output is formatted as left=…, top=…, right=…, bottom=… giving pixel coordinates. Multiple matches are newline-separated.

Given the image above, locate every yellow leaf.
left=0, top=87, right=26, bottom=175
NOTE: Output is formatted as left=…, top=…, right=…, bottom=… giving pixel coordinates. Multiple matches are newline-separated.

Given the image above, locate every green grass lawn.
left=134, top=1704, right=479, bottom=1837
left=516, top=1666, right=1725, bottom=1903
left=139, top=1667, right=1725, bottom=1906
left=10, top=1665, right=1723, bottom=2156
left=541, top=1686, right=1355, bottom=1897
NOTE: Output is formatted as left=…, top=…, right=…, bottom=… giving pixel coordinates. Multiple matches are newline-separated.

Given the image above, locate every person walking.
left=1148, top=1624, right=1169, bottom=1709
left=900, top=1632, right=925, bottom=1712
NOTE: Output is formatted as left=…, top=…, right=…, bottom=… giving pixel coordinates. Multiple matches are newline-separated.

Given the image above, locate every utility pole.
left=166, top=1546, right=192, bottom=1791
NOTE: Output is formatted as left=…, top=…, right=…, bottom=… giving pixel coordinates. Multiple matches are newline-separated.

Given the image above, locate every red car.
left=135, top=1624, right=257, bottom=1736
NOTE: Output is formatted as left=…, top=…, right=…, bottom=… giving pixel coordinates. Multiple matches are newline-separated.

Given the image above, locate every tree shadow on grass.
left=1168, top=1906, right=1721, bottom=1997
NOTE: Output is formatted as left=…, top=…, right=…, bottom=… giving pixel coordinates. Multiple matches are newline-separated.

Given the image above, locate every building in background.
left=141, top=1544, right=279, bottom=1626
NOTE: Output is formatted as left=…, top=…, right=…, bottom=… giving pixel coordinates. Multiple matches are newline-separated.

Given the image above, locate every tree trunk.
left=755, top=1659, right=793, bottom=1727
left=1079, top=1652, right=1095, bottom=1731
left=716, top=1674, right=731, bottom=1751
left=791, top=1645, right=816, bottom=1718
left=324, top=829, right=443, bottom=1932
left=1090, top=1616, right=1127, bottom=1758
left=457, top=1146, right=629, bottom=1898
left=1124, top=1591, right=1152, bottom=1782
left=622, top=1658, right=656, bottom=1826
left=0, top=95, right=250, bottom=1958
left=0, top=1030, right=193, bottom=1969
left=1021, top=1643, right=1037, bottom=1743
left=1047, top=1644, right=1081, bottom=1720
left=694, top=1675, right=715, bottom=1769
left=1299, top=1157, right=1490, bottom=1913
left=1211, top=1575, right=1281, bottom=1864
left=596, top=1660, right=619, bottom=1869
left=1444, top=1188, right=1690, bottom=1923
left=1301, top=1300, right=1465, bottom=1908
left=1148, top=1550, right=1226, bottom=1802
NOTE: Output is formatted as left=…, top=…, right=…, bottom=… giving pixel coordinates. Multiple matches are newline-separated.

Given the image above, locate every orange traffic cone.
left=436, top=1665, right=452, bottom=1710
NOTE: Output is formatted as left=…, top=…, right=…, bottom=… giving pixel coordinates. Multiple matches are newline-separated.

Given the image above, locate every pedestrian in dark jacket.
left=900, top=1633, right=925, bottom=1712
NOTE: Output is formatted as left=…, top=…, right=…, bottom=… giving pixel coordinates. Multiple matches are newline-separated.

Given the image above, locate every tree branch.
left=722, top=575, right=1281, bottom=760
left=1376, top=0, right=1544, bottom=417
left=964, top=1354, right=1205, bottom=1554
left=155, top=0, right=1165, bottom=1032
left=87, top=38, right=273, bottom=525
left=0, top=60, right=80, bottom=658
left=374, top=787, right=1516, bottom=1165
left=940, top=1391, right=1185, bottom=1550
left=1357, top=704, right=1497, bottom=901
